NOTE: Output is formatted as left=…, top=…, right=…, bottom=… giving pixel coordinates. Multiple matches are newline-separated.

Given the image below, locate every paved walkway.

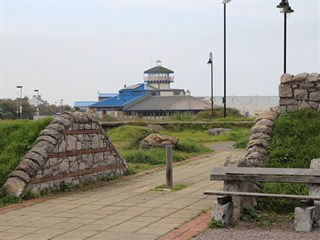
left=0, top=146, right=245, bottom=240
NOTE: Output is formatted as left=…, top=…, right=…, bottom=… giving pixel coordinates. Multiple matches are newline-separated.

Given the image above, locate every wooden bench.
left=204, top=166, right=320, bottom=231
left=204, top=167, right=320, bottom=200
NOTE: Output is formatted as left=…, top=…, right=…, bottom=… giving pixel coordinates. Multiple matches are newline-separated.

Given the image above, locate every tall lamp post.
left=223, top=0, right=231, bottom=118
left=277, top=0, right=294, bottom=74
left=207, top=52, right=214, bottom=117
left=60, top=99, right=63, bottom=113
left=16, top=86, right=23, bottom=119
left=34, top=89, right=39, bottom=116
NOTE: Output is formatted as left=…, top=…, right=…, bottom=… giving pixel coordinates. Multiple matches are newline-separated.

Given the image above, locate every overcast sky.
left=0, top=0, right=319, bottom=106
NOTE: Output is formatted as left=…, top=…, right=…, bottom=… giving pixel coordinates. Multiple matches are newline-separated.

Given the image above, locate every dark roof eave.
left=144, top=66, right=174, bottom=74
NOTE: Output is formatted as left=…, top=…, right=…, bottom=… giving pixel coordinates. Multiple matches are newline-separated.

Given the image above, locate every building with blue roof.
left=98, top=93, right=117, bottom=101
left=74, top=101, right=98, bottom=112
left=90, top=84, right=147, bottom=117
left=86, top=60, right=211, bottom=118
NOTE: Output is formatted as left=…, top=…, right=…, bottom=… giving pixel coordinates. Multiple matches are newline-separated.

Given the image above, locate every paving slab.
left=0, top=148, right=245, bottom=240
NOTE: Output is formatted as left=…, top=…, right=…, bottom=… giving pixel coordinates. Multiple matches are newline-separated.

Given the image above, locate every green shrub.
left=0, top=194, right=22, bottom=207
left=241, top=207, right=261, bottom=222
left=208, top=219, right=224, bottom=229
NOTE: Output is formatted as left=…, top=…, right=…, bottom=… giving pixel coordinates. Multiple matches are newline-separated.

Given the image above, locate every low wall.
left=1, top=112, right=127, bottom=197
left=279, top=72, right=320, bottom=113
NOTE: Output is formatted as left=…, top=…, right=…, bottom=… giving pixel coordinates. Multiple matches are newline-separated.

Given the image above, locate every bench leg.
left=294, top=205, right=318, bottom=232
left=212, top=196, right=233, bottom=226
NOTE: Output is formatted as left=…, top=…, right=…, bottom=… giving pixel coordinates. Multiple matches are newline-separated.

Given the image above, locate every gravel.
left=193, top=222, right=320, bottom=240
left=194, top=228, right=320, bottom=240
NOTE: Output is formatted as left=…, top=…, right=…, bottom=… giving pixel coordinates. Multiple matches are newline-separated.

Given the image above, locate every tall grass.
left=265, top=109, right=320, bottom=168
left=260, top=109, right=320, bottom=212
left=0, top=118, right=52, bottom=187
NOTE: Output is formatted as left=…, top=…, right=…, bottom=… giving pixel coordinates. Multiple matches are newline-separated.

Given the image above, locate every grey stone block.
left=212, top=201, right=233, bottom=226
left=279, top=85, right=293, bottom=97
left=0, top=177, right=26, bottom=197
left=294, top=206, right=316, bottom=232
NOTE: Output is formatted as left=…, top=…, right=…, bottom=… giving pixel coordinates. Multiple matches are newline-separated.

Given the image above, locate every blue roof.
left=91, top=84, right=146, bottom=108
left=91, top=94, right=143, bottom=108
left=74, top=101, right=97, bottom=107
left=98, top=93, right=117, bottom=98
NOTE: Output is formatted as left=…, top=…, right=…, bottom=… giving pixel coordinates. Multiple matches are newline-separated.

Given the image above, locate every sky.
left=0, top=0, right=319, bottom=106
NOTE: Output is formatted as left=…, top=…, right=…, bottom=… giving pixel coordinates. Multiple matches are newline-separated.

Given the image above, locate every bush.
left=208, top=219, right=224, bottom=229
left=241, top=207, right=261, bottom=222
left=0, top=194, right=22, bottom=207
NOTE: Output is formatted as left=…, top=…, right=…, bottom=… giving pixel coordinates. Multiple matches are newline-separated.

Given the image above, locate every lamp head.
left=223, top=0, right=231, bottom=3
left=277, top=0, right=294, bottom=14
left=207, top=52, right=213, bottom=64
left=277, top=0, right=289, bottom=9
left=16, top=85, right=22, bottom=89
left=286, top=6, right=294, bottom=14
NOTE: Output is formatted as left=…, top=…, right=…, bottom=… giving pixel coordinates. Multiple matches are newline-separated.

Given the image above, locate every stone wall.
left=279, top=72, right=320, bottom=113
left=0, top=112, right=127, bottom=197
left=244, top=109, right=280, bottom=167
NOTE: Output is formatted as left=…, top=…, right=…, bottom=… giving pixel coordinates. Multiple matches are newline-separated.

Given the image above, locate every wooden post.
left=166, top=145, right=173, bottom=189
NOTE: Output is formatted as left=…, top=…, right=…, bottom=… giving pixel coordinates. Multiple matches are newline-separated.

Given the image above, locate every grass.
left=265, top=109, right=320, bottom=168
left=153, top=183, right=188, bottom=192
left=107, top=125, right=250, bottom=175
left=160, top=128, right=249, bottom=144
left=0, top=118, right=53, bottom=187
left=260, top=109, right=320, bottom=213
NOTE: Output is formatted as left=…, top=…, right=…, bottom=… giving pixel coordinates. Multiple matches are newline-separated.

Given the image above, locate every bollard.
left=166, top=145, right=173, bottom=189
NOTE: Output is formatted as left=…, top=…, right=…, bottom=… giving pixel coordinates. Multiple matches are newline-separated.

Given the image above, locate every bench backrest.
left=210, top=167, right=320, bottom=184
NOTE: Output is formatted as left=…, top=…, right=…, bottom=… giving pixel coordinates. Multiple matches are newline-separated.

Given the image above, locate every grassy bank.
left=259, top=109, right=320, bottom=212
left=0, top=118, right=52, bottom=187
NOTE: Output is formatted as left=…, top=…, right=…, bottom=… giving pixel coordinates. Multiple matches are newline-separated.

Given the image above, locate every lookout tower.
left=144, top=60, right=174, bottom=90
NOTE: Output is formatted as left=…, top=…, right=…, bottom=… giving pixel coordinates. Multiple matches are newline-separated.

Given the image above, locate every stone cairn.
left=279, top=72, right=320, bottom=113
left=0, top=112, right=127, bottom=197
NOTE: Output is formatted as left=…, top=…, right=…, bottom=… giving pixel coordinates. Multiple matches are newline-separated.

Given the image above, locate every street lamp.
left=60, top=99, right=63, bottom=113
left=16, top=86, right=23, bottom=119
left=207, top=52, right=214, bottom=117
left=277, top=0, right=294, bottom=74
left=223, top=0, right=231, bottom=118
left=34, top=89, right=39, bottom=116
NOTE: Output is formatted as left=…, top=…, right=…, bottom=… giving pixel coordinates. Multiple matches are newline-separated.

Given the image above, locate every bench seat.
left=204, top=190, right=320, bottom=201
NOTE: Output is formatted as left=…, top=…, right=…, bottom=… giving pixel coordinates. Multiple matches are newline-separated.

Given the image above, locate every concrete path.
left=0, top=147, right=245, bottom=240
